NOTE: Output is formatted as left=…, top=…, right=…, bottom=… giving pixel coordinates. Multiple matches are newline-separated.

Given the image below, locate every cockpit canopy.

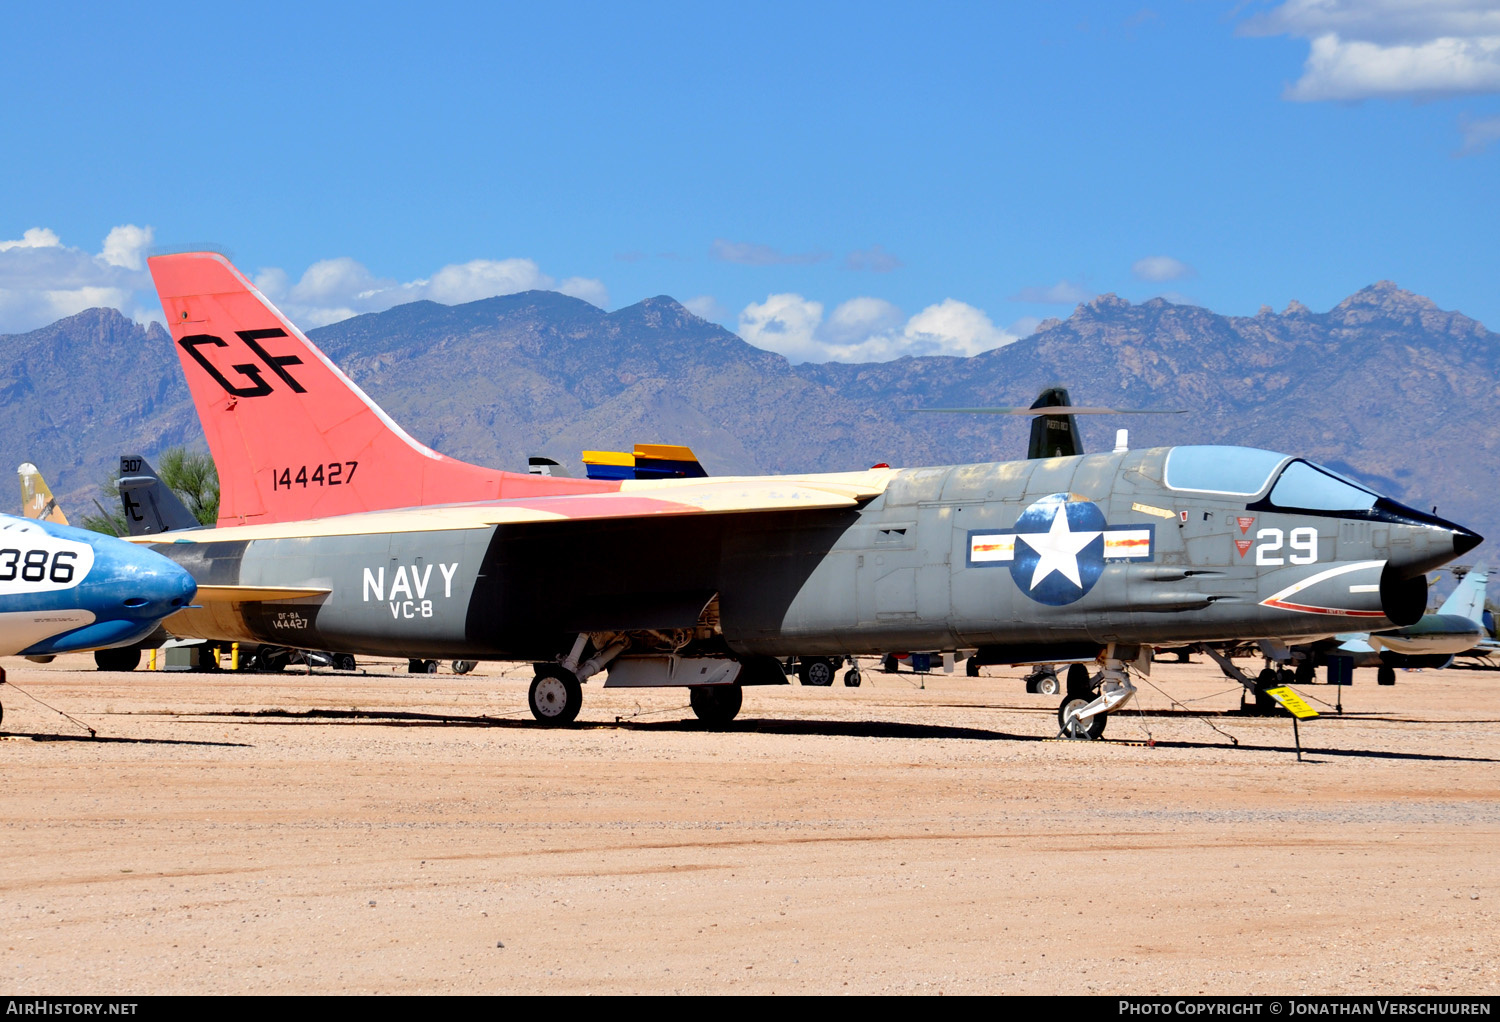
left=1164, top=446, right=1380, bottom=511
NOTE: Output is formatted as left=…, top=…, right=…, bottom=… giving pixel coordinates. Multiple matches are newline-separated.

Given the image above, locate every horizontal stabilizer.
left=194, top=584, right=332, bottom=603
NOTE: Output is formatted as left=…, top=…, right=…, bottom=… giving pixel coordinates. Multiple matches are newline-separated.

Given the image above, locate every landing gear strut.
left=1056, top=645, right=1139, bottom=740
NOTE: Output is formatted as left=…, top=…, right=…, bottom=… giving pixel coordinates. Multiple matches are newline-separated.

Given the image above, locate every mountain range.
left=2, top=281, right=1495, bottom=555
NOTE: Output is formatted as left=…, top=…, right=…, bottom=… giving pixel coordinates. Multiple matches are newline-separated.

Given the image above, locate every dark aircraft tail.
left=117, top=455, right=205, bottom=536
left=1026, top=387, right=1082, bottom=460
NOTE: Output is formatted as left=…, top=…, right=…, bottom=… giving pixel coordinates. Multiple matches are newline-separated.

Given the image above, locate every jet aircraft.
left=0, top=512, right=198, bottom=720
left=137, top=252, right=1480, bottom=736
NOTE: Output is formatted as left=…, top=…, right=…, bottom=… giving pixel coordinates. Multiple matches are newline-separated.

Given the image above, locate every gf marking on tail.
left=179, top=328, right=307, bottom=398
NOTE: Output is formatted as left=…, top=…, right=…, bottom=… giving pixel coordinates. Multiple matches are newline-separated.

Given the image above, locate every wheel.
left=1037, top=672, right=1060, bottom=696
left=1253, top=687, right=1279, bottom=715
left=1377, top=664, right=1396, bottom=686
left=407, top=659, right=426, bottom=674
left=1294, top=661, right=1315, bottom=685
left=689, top=684, right=742, bottom=725
left=798, top=657, right=835, bottom=686
left=94, top=647, right=142, bottom=672
left=451, top=660, right=477, bottom=675
left=1057, top=695, right=1107, bottom=739
left=528, top=666, right=582, bottom=725
left=881, top=654, right=899, bottom=674
left=966, top=657, right=980, bottom=677
left=1175, top=649, right=1192, bottom=664
left=1065, top=663, right=1092, bottom=698
left=256, top=646, right=289, bottom=672
left=334, top=653, right=357, bottom=672
left=425, top=660, right=439, bottom=674
left=843, top=668, right=861, bottom=687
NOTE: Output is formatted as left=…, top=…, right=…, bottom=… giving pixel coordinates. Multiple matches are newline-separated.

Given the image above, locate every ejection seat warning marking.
left=1130, top=502, right=1176, bottom=519
left=1264, top=686, right=1319, bottom=720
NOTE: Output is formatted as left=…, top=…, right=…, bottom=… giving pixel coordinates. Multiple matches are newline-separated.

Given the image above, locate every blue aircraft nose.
left=119, top=555, right=198, bottom=619
left=12, top=522, right=199, bottom=657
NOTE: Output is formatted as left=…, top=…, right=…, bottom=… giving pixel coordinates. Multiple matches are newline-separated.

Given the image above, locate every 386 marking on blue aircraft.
left=967, top=493, right=1154, bottom=606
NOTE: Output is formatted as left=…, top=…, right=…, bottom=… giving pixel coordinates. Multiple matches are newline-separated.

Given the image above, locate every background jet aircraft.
left=1293, top=564, right=1490, bottom=685
left=0, top=512, right=198, bottom=721
left=137, top=250, right=1480, bottom=738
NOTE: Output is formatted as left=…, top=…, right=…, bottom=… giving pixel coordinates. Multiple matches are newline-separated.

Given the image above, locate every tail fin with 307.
left=148, top=252, right=616, bottom=525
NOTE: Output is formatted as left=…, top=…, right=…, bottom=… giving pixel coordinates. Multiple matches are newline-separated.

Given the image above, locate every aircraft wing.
left=132, top=471, right=892, bottom=543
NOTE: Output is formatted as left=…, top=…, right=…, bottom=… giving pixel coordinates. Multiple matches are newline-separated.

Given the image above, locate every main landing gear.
left=528, top=663, right=583, bottom=725
left=1056, top=650, right=1139, bottom=740
left=525, top=632, right=753, bottom=727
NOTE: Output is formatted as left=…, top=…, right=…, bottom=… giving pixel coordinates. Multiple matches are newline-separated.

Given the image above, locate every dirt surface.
left=0, top=653, right=1496, bottom=995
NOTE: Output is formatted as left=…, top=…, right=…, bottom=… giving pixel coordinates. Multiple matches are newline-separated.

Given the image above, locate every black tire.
left=1065, top=663, right=1093, bottom=698
left=843, top=668, right=861, bottom=687
left=1253, top=688, right=1278, bottom=715
left=94, top=647, right=142, bottom=672
left=798, top=657, right=835, bottom=687
left=407, top=659, right=426, bottom=674
left=881, top=655, right=899, bottom=674
left=1294, top=661, right=1315, bottom=685
left=1057, top=695, right=1107, bottom=739
left=1037, top=673, right=1061, bottom=697
left=966, top=657, right=980, bottom=678
left=529, top=665, right=582, bottom=725
left=257, top=646, right=289, bottom=673
left=1175, top=649, right=1192, bottom=664
left=1377, top=664, right=1397, bottom=686
left=334, top=654, right=357, bottom=672
left=689, top=684, right=743, bottom=725
left=450, top=660, right=476, bottom=675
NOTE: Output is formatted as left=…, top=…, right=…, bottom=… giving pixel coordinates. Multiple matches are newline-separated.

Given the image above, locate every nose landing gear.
left=1056, top=646, right=1140, bottom=740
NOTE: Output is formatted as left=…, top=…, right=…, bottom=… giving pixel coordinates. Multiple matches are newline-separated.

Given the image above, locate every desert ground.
left=0, top=652, right=1495, bottom=995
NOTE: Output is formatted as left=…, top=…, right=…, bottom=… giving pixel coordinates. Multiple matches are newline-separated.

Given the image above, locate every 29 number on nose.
left=1256, top=527, right=1317, bottom=566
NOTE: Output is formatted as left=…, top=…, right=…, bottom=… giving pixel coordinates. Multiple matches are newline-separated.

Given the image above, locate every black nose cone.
left=1454, top=525, right=1483, bottom=558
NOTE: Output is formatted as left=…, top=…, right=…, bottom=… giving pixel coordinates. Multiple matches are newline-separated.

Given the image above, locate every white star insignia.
left=1018, top=502, right=1101, bottom=590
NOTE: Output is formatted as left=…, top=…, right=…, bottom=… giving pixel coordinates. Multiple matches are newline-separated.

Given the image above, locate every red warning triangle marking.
left=1236, top=516, right=1255, bottom=534
left=1235, top=539, right=1253, bottom=557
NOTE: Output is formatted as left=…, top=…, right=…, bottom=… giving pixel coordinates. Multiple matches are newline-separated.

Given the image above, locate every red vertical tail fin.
left=148, top=252, right=612, bottom=525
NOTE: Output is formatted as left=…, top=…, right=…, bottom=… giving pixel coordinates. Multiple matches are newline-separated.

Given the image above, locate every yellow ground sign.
left=1264, top=686, right=1319, bottom=720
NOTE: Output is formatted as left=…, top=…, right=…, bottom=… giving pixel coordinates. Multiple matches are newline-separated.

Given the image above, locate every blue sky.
left=2, top=1, right=1497, bottom=361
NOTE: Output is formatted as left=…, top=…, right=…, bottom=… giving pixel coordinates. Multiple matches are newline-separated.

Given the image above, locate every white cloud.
left=1457, top=113, right=1500, bottom=154
left=0, top=227, right=613, bottom=333
left=555, top=276, right=610, bottom=308
left=738, top=293, right=1017, bottom=364
left=683, top=295, right=730, bottom=322
left=1242, top=1, right=1500, bottom=100
left=1132, top=255, right=1195, bottom=282
left=712, top=239, right=828, bottom=266
left=260, top=255, right=609, bottom=326
left=821, top=297, right=905, bottom=346
left=100, top=224, right=154, bottom=270
left=0, top=228, right=61, bottom=252
left=0, top=225, right=156, bottom=333
left=1010, top=279, right=1096, bottom=304
left=738, top=293, right=825, bottom=362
